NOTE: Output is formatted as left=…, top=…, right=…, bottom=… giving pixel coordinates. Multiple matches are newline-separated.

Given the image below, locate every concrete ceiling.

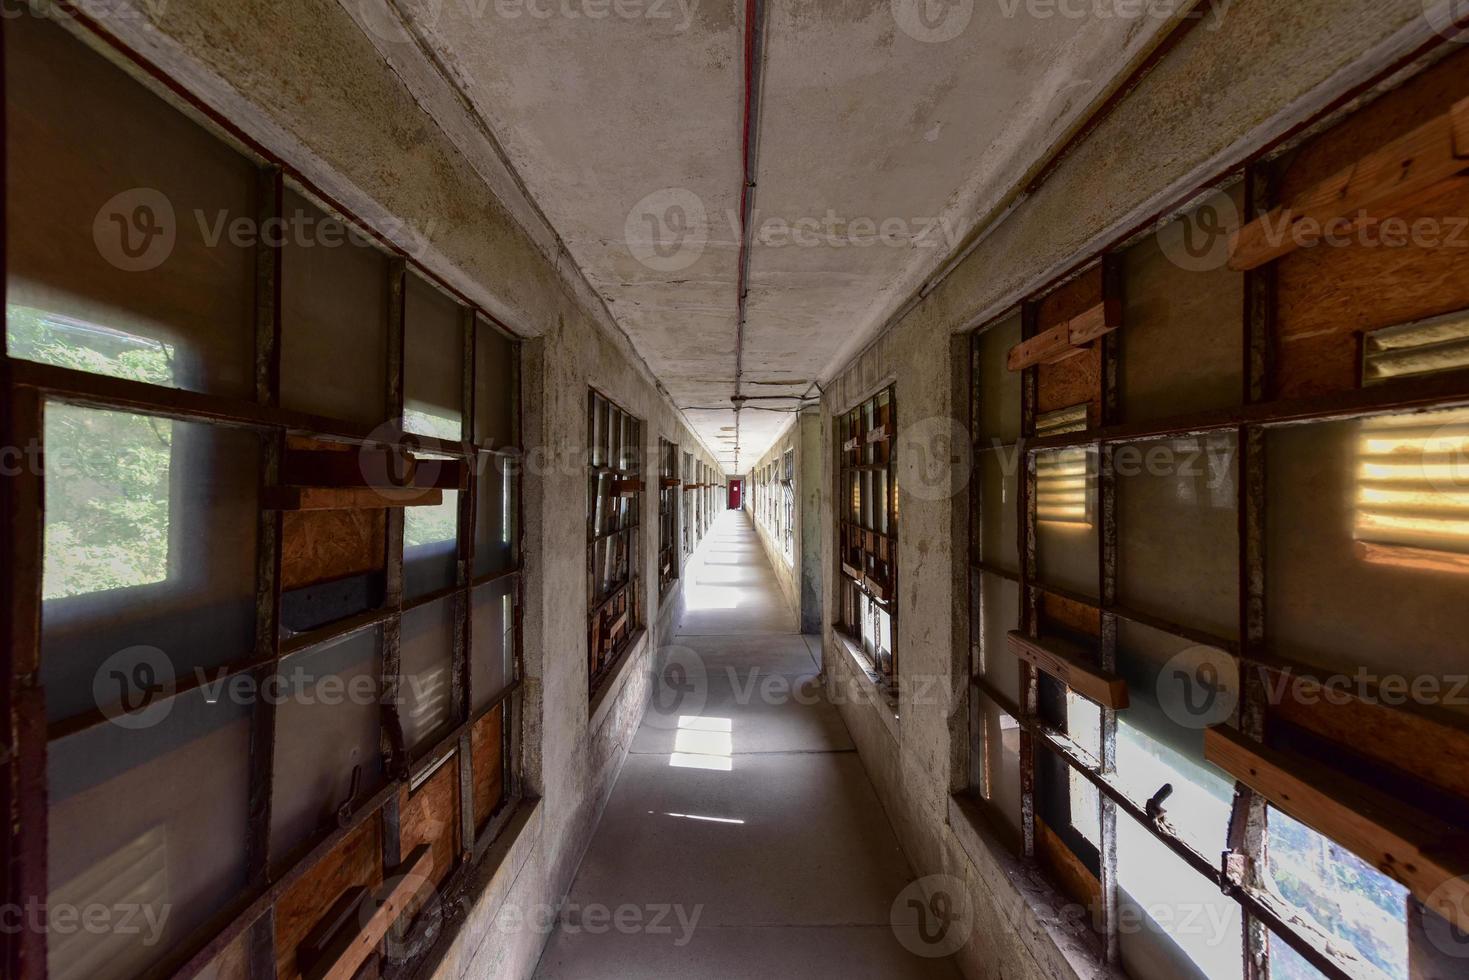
left=382, top=0, right=1179, bottom=471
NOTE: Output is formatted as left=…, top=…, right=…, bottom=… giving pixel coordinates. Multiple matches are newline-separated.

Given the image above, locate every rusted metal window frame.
left=835, top=385, right=898, bottom=683
left=965, top=142, right=1469, bottom=980
left=586, top=389, right=643, bottom=695
left=1, top=28, right=527, bottom=980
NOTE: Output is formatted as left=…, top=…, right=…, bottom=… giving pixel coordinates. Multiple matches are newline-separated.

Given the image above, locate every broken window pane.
left=1266, top=807, right=1408, bottom=980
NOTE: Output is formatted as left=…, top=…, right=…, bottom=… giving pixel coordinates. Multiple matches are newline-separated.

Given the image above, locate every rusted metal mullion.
left=454, top=309, right=477, bottom=861
left=1096, top=251, right=1123, bottom=963
left=1236, top=159, right=1276, bottom=980
left=507, top=335, right=524, bottom=803
left=381, top=259, right=409, bottom=783
left=1018, top=300, right=1040, bottom=859
left=246, top=165, right=285, bottom=904
left=1024, top=710, right=1357, bottom=980
left=2, top=376, right=45, bottom=980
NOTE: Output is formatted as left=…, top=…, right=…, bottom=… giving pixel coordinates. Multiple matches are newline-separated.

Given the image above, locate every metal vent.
left=1363, top=309, right=1469, bottom=385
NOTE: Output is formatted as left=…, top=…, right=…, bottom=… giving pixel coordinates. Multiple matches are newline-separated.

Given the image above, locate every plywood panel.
left=1041, top=590, right=1101, bottom=639
left=275, top=817, right=383, bottom=980
left=399, top=756, right=460, bottom=891
left=471, top=705, right=505, bottom=834
left=1037, top=269, right=1105, bottom=421
left=282, top=509, right=386, bottom=591
left=1276, top=47, right=1469, bottom=399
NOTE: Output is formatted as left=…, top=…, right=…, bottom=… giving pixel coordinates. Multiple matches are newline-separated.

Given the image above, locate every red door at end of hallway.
left=728, top=479, right=742, bottom=510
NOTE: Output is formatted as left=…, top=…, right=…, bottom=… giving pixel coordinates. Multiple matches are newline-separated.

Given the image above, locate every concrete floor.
left=535, top=511, right=961, bottom=979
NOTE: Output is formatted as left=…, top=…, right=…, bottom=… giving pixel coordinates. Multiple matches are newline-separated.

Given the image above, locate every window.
left=837, top=387, right=897, bottom=680
left=782, top=447, right=796, bottom=565
left=587, top=391, right=643, bottom=692
left=967, top=158, right=1452, bottom=978
left=6, top=16, right=523, bottom=979
left=658, top=437, right=679, bottom=599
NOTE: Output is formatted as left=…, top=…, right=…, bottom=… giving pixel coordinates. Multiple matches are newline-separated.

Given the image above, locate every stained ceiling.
left=378, top=0, right=1180, bottom=470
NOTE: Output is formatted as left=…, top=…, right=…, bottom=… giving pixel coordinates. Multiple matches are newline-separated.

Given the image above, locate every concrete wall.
left=743, top=420, right=800, bottom=622
left=816, top=3, right=1452, bottom=979
left=45, top=4, right=723, bottom=978
left=741, top=408, right=823, bottom=633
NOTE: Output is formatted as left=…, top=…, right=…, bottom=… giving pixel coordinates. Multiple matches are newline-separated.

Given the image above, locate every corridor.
left=535, top=511, right=960, bottom=978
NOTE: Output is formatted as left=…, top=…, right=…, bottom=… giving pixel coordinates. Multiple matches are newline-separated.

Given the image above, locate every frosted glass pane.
left=1268, top=414, right=1469, bottom=715
left=48, top=687, right=250, bottom=980
left=974, top=313, right=1022, bottom=445
left=280, top=188, right=388, bottom=424
left=1120, top=184, right=1245, bottom=423
left=6, top=15, right=253, bottom=399
left=270, top=629, right=383, bottom=867
left=978, top=570, right=1021, bottom=705
left=1117, top=433, right=1239, bottom=639
left=1117, top=810, right=1242, bottom=980
left=471, top=578, right=514, bottom=711
left=404, top=274, right=463, bottom=441
left=474, top=453, right=517, bottom=577
left=977, top=447, right=1019, bottom=573
left=41, top=407, right=259, bottom=722
left=401, top=598, right=455, bottom=753
left=1036, top=448, right=1098, bottom=598
left=474, top=319, right=514, bottom=449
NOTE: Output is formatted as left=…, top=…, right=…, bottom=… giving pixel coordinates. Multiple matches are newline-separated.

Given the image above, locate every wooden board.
left=1006, top=631, right=1128, bottom=709
left=282, top=509, right=385, bottom=590
left=398, top=754, right=460, bottom=893
left=1040, top=590, right=1101, bottom=639
left=266, top=486, right=443, bottom=511
left=1231, top=98, right=1469, bottom=270
left=1204, top=726, right=1469, bottom=931
left=304, top=844, right=433, bottom=980
left=1262, top=661, right=1469, bottom=803
left=472, top=705, right=505, bottom=835
left=1036, top=817, right=1101, bottom=917
left=275, top=817, right=383, bottom=980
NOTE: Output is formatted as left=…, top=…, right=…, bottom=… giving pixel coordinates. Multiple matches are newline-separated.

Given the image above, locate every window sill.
left=588, top=627, right=648, bottom=733
left=947, top=794, right=1122, bottom=980
left=832, top=630, right=900, bottom=743
left=399, top=797, right=542, bottom=980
